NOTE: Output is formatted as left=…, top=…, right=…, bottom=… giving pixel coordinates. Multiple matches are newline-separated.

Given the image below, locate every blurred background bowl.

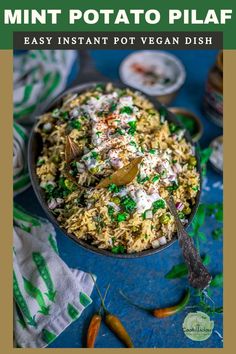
left=169, top=107, right=203, bottom=142
left=119, top=50, right=186, bottom=105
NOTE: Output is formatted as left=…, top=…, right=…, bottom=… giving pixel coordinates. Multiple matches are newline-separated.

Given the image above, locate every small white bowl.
left=119, top=51, right=186, bottom=104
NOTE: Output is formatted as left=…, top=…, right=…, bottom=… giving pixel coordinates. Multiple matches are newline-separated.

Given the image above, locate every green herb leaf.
left=116, top=128, right=125, bottom=135
left=191, top=204, right=206, bottom=233
left=120, top=106, right=133, bottom=114
left=210, top=273, right=223, bottom=288
left=128, top=121, right=137, bottom=136
left=91, top=151, right=99, bottom=160
left=110, top=103, right=117, bottom=112
left=169, top=122, right=179, bottom=134
left=166, top=182, right=178, bottom=192
left=165, top=254, right=210, bottom=279
left=137, top=174, right=149, bottom=184
left=198, top=231, right=207, bottom=242
left=152, top=199, right=165, bottom=214
left=107, top=205, right=115, bottom=222
left=120, top=196, right=136, bottom=213
left=111, top=244, right=125, bottom=254
left=70, top=119, right=81, bottom=130
left=152, top=174, right=160, bottom=183
left=212, top=227, right=223, bottom=240
left=116, top=213, right=128, bottom=223
left=108, top=183, right=120, bottom=193
left=149, top=149, right=156, bottom=154
left=199, top=147, right=213, bottom=166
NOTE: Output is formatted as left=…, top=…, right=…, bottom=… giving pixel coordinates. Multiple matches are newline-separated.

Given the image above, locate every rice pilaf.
left=36, top=83, right=200, bottom=254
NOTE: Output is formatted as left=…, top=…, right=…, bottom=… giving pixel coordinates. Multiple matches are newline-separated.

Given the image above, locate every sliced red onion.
left=176, top=202, right=184, bottom=211
left=173, top=163, right=182, bottom=173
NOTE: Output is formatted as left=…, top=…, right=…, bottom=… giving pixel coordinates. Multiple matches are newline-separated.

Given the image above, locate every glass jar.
left=203, top=51, right=223, bottom=127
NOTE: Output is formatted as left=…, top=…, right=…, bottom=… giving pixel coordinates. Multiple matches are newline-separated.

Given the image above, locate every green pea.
left=89, top=167, right=99, bottom=174
left=183, top=207, right=192, bottom=215
left=178, top=212, right=185, bottom=219
left=52, top=155, right=60, bottom=163
left=64, top=179, right=74, bottom=190
left=111, top=197, right=121, bottom=205
left=160, top=214, right=171, bottom=224
left=189, top=156, right=197, bottom=167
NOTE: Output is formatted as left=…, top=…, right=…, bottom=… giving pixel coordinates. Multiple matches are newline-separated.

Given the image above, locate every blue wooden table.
left=15, top=50, right=223, bottom=348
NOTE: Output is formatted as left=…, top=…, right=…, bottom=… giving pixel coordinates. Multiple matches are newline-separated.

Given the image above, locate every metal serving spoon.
left=167, top=196, right=212, bottom=290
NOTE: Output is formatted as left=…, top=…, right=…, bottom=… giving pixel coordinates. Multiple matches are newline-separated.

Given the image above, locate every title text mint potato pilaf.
left=36, top=83, right=200, bottom=254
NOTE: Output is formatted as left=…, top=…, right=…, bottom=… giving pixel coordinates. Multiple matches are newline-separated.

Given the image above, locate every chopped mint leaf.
left=120, top=196, right=136, bottom=213
left=108, top=184, right=120, bottom=193
left=116, top=213, right=128, bottom=222
left=152, top=175, right=160, bottom=183
left=70, top=120, right=81, bottom=130
left=152, top=199, right=165, bottom=214
left=149, top=149, right=156, bottom=154
left=111, top=244, right=125, bottom=254
left=120, top=106, right=133, bottom=114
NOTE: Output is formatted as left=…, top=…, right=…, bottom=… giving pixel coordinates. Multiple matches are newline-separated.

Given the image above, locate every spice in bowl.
left=119, top=51, right=186, bottom=105
left=169, top=107, right=203, bottom=142
left=209, top=136, right=223, bottom=174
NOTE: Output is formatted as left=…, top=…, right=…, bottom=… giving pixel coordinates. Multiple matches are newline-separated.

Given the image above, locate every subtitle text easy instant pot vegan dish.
left=35, top=83, right=200, bottom=254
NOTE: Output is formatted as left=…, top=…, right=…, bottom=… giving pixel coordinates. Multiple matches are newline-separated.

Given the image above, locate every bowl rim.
left=28, top=81, right=202, bottom=259
left=119, top=50, right=186, bottom=96
left=168, top=107, right=204, bottom=142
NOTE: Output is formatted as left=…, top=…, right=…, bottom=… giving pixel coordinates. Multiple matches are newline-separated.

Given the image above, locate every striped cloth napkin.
left=13, top=50, right=77, bottom=196
left=13, top=50, right=95, bottom=348
left=13, top=205, right=94, bottom=348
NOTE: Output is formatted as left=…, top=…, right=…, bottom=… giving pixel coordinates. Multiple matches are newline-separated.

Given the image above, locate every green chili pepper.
left=120, top=288, right=190, bottom=319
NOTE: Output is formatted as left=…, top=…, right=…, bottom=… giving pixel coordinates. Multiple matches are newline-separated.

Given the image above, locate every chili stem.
left=119, top=290, right=152, bottom=312
left=98, top=284, right=110, bottom=315
left=90, top=273, right=108, bottom=313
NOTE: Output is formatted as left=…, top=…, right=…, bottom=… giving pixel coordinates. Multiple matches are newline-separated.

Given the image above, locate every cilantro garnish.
left=166, top=182, right=179, bottom=192
left=128, top=121, right=137, bottom=136
left=152, top=199, right=165, bottom=214
left=152, top=175, right=160, bottom=183
left=107, top=205, right=115, bottom=222
left=111, top=244, right=126, bottom=254
left=149, top=149, right=156, bottom=154
left=116, top=213, right=128, bottom=222
left=120, top=106, right=133, bottom=114
left=169, top=122, right=179, bottom=134
left=70, top=120, right=81, bottom=130
left=91, top=151, right=99, bottom=160
left=108, top=184, right=121, bottom=193
left=110, top=103, right=117, bottom=112
left=120, top=196, right=136, bottom=213
left=116, top=128, right=125, bottom=135
left=137, top=174, right=149, bottom=184
left=37, top=158, right=45, bottom=167
left=51, top=108, right=69, bottom=120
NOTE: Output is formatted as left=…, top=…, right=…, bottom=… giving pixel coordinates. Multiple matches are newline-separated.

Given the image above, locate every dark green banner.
left=0, top=0, right=235, bottom=49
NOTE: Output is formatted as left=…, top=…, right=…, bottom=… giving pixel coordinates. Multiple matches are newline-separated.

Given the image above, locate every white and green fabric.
left=13, top=204, right=94, bottom=348
left=13, top=122, right=31, bottom=196
left=14, top=50, right=77, bottom=124
left=13, top=50, right=77, bottom=195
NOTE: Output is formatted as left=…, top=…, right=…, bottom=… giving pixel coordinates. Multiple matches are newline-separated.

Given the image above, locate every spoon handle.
left=167, top=197, right=212, bottom=290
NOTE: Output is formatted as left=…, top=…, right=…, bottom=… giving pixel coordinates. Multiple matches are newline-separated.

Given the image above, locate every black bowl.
left=28, top=82, right=202, bottom=258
